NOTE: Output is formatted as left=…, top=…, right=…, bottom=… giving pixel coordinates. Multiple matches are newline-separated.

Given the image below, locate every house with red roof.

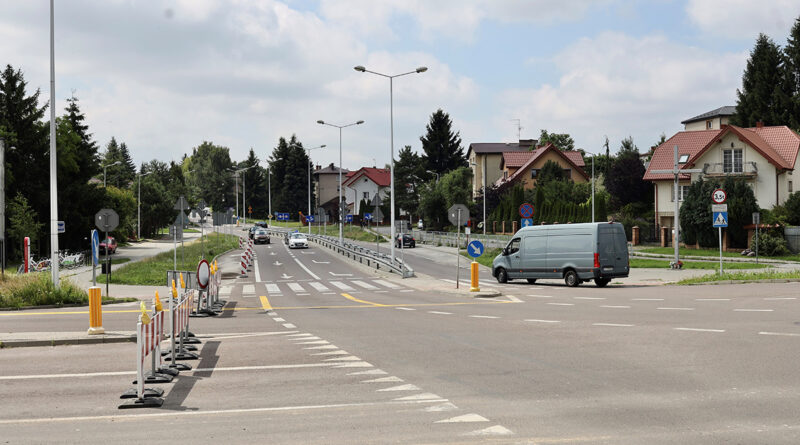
left=643, top=113, right=800, bottom=231
left=342, top=167, right=391, bottom=215
left=467, top=139, right=537, bottom=197
left=492, top=143, right=589, bottom=190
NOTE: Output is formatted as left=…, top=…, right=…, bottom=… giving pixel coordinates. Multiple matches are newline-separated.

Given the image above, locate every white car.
left=288, top=233, right=308, bottom=249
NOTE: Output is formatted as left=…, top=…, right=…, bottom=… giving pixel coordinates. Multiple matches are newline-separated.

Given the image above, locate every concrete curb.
left=681, top=278, right=800, bottom=286
left=0, top=332, right=136, bottom=348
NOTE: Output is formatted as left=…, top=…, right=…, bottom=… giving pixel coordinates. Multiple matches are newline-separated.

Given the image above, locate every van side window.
left=507, top=238, right=520, bottom=255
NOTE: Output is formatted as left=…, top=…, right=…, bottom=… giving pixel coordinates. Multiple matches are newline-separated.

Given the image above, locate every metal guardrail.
left=266, top=228, right=414, bottom=278
left=410, top=229, right=512, bottom=249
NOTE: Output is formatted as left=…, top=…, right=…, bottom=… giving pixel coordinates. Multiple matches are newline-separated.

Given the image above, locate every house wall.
left=347, top=176, right=388, bottom=214
left=779, top=153, right=798, bottom=203
left=316, top=173, right=341, bottom=206
left=470, top=153, right=506, bottom=196
left=684, top=116, right=730, bottom=131
left=513, top=150, right=588, bottom=190
left=654, top=180, right=692, bottom=229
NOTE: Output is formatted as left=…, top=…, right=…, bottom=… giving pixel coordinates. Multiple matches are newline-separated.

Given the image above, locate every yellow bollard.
left=470, top=261, right=480, bottom=292
left=87, top=286, right=105, bottom=335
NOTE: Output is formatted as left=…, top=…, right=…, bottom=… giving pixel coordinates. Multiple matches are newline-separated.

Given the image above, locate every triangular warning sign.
left=714, top=213, right=727, bottom=226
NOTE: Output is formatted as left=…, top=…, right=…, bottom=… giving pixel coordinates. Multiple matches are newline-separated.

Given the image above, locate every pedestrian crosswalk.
left=223, top=278, right=413, bottom=298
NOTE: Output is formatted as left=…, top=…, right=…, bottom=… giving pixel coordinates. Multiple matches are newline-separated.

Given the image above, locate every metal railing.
left=266, top=228, right=414, bottom=278
left=409, top=229, right=512, bottom=249
left=702, top=161, right=758, bottom=176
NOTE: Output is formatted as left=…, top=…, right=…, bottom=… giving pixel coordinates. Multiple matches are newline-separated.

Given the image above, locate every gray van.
left=492, top=222, right=629, bottom=287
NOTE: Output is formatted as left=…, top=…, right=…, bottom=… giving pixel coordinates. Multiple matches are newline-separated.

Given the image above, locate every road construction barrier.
left=168, top=288, right=200, bottom=362
left=87, top=286, right=104, bottom=335
left=239, top=252, right=247, bottom=278
left=119, top=303, right=168, bottom=409
left=239, top=237, right=243, bottom=248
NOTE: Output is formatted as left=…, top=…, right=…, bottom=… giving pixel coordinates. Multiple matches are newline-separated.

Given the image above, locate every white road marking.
left=528, top=295, right=554, bottom=298
left=219, top=286, right=232, bottom=295
left=734, top=309, right=773, bottom=312
left=506, top=295, right=523, bottom=303
left=293, top=257, right=320, bottom=280
left=254, top=259, right=262, bottom=282
left=377, top=384, right=420, bottom=392
left=312, top=260, right=330, bottom=264
left=286, top=333, right=313, bottom=337
left=632, top=298, right=663, bottom=301
left=333, top=361, right=374, bottom=368
left=347, top=369, right=387, bottom=376
left=674, top=328, right=725, bottom=333
left=330, top=281, right=354, bottom=291
left=296, top=340, right=329, bottom=345
left=436, top=414, right=489, bottom=423
left=393, top=393, right=443, bottom=401
left=547, top=303, right=574, bottom=306
left=283, top=323, right=296, bottom=329
left=304, top=345, right=338, bottom=350
left=696, top=298, right=730, bottom=301
left=758, top=331, right=800, bottom=337
left=525, top=319, right=561, bottom=323
left=242, top=285, right=255, bottom=295
left=374, top=279, right=400, bottom=289
left=396, top=307, right=415, bottom=311
left=362, top=376, right=404, bottom=383
left=470, top=315, right=500, bottom=319
left=764, top=297, right=796, bottom=300
left=399, top=289, right=414, bottom=293
left=288, top=282, right=305, bottom=293
left=424, top=403, right=458, bottom=412
left=574, top=297, right=605, bottom=300
left=600, top=305, right=631, bottom=309
left=352, top=280, right=378, bottom=290
left=273, top=318, right=286, bottom=322
left=658, top=307, right=694, bottom=311
left=310, top=351, right=349, bottom=356
left=324, top=356, right=362, bottom=362
left=463, top=425, right=514, bottom=436
left=329, top=272, right=352, bottom=277
left=428, top=311, right=453, bottom=315
left=375, top=290, right=389, bottom=293
left=309, top=282, right=330, bottom=292
left=266, top=284, right=281, bottom=294
left=593, top=323, right=634, bottom=327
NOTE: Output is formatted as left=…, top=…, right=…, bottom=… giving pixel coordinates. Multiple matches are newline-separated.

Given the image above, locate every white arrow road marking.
left=393, top=393, right=443, bottom=401
left=464, top=425, right=513, bottom=436
left=347, top=369, right=387, bottom=376
left=329, top=272, right=353, bottom=277
left=424, top=403, right=458, bottom=412
left=362, top=376, right=404, bottom=383
left=281, top=273, right=293, bottom=279
left=312, top=260, right=330, bottom=264
left=377, top=384, right=420, bottom=392
left=273, top=261, right=282, bottom=266
left=436, top=414, right=489, bottom=423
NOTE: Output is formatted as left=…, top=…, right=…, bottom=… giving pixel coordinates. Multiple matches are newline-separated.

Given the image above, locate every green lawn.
left=461, top=248, right=502, bottom=268
left=292, top=223, right=388, bottom=243
left=102, top=233, right=239, bottom=285
left=678, top=269, right=800, bottom=284
left=0, top=272, right=134, bottom=309
left=157, top=227, right=199, bottom=235
left=638, top=246, right=800, bottom=261
left=630, top=258, right=768, bottom=270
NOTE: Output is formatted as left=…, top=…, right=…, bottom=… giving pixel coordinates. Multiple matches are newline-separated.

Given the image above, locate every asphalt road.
left=1, top=235, right=799, bottom=444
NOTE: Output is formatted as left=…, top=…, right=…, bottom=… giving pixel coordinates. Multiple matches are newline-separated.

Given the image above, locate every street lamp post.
left=234, top=166, right=256, bottom=225
left=297, top=144, right=327, bottom=235
left=317, top=120, right=364, bottom=246
left=354, top=64, right=427, bottom=265
left=103, top=160, right=121, bottom=188
left=137, top=171, right=152, bottom=240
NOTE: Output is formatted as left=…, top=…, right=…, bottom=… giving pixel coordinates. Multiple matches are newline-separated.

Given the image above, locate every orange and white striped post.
left=87, top=286, right=105, bottom=334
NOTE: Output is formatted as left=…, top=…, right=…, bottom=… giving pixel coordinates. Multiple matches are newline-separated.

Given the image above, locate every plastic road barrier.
left=239, top=253, right=247, bottom=278
left=118, top=309, right=166, bottom=409
left=166, top=288, right=199, bottom=363
left=87, top=286, right=104, bottom=335
left=470, top=261, right=480, bottom=292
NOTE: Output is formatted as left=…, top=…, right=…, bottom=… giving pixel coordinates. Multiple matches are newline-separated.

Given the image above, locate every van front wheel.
left=595, top=278, right=610, bottom=287
left=564, top=270, right=580, bottom=287
left=496, top=268, right=508, bottom=283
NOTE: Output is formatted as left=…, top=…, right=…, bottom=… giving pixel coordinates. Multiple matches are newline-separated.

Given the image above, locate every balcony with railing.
left=702, top=161, right=758, bottom=177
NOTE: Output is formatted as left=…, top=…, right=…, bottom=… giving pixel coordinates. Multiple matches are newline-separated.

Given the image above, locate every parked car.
left=254, top=229, right=270, bottom=244
left=248, top=226, right=257, bottom=239
left=99, top=236, right=118, bottom=254
left=288, top=232, right=308, bottom=249
left=417, top=218, right=424, bottom=229
left=492, top=222, right=629, bottom=287
left=395, top=233, right=416, bottom=248
left=255, top=221, right=268, bottom=228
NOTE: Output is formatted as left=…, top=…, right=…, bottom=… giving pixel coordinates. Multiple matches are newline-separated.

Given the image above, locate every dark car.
left=254, top=229, right=270, bottom=244
left=99, top=236, right=118, bottom=254
left=248, top=226, right=257, bottom=239
left=255, top=221, right=268, bottom=228
left=395, top=233, right=415, bottom=248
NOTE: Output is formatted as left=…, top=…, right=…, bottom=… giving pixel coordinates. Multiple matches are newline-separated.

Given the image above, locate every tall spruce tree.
left=269, top=135, right=310, bottom=220
left=118, top=142, right=136, bottom=186
left=420, top=109, right=467, bottom=177
left=604, top=137, right=651, bottom=211
left=394, top=145, right=423, bottom=217
left=785, top=16, right=800, bottom=129
left=732, top=34, right=787, bottom=127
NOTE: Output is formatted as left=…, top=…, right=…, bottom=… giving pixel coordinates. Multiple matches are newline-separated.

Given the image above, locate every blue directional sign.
left=713, top=211, right=728, bottom=228
left=521, top=218, right=533, bottom=228
left=345, top=214, right=353, bottom=223
left=91, top=230, right=99, bottom=266
left=467, top=240, right=484, bottom=258
left=276, top=212, right=290, bottom=221
left=305, top=215, right=315, bottom=223
left=57, top=221, right=65, bottom=233
left=364, top=213, right=373, bottom=221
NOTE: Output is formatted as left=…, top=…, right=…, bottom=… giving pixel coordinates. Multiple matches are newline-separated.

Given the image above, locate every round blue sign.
left=467, top=240, right=484, bottom=258
left=519, top=203, right=534, bottom=218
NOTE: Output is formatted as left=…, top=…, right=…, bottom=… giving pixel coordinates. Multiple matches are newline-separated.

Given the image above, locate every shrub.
left=0, top=273, right=87, bottom=309
left=785, top=191, right=800, bottom=226
left=751, top=231, right=791, bottom=256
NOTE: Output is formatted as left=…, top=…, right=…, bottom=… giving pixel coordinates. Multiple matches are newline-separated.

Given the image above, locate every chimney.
left=720, top=123, right=727, bottom=129
left=756, top=121, right=764, bottom=128
left=315, top=164, right=321, bottom=171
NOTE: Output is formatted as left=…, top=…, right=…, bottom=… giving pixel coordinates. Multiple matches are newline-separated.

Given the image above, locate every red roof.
left=644, top=125, right=800, bottom=181
left=502, top=151, right=534, bottom=168
left=495, top=143, right=589, bottom=187
left=342, top=167, right=390, bottom=187
left=563, top=150, right=586, bottom=168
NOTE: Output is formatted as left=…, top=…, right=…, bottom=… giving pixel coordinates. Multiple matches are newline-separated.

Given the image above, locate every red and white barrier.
left=239, top=253, right=247, bottom=278
left=118, top=313, right=165, bottom=408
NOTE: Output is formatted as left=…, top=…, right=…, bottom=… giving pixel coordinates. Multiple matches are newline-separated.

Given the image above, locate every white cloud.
left=686, top=0, right=799, bottom=41
left=498, top=32, right=748, bottom=153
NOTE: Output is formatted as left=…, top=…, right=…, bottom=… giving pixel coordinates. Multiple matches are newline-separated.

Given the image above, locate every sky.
left=1, top=0, right=798, bottom=171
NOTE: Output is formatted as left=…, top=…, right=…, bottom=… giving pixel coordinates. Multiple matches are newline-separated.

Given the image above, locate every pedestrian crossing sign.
left=713, top=211, right=728, bottom=228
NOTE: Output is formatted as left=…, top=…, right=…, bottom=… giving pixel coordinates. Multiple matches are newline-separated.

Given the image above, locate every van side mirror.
left=502, top=248, right=508, bottom=256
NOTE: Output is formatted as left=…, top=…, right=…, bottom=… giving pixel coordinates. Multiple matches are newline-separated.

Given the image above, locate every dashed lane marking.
left=377, top=384, right=420, bottom=392
left=593, top=323, right=634, bottom=327
left=696, top=298, right=730, bottom=301
left=734, top=309, right=774, bottom=312
left=600, top=305, right=630, bottom=309
left=547, top=303, right=574, bottom=306
left=764, top=297, right=796, bottom=300
left=658, top=307, right=694, bottom=311
left=632, top=298, right=663, bottom=301
left=396, top=307, right=415, bottom=311
left=428, top=311, right=453, bottom=315
left=674, top=328, right=725, bottom=333
left=469, top=315, right=500, bottom=319
left=758, top=331, right=800, bottom=337
left=525, top=319, right=561, bottom=323
left=528, top=295, right=554, bottom=298
left=575, top=297, right=605, bottom=300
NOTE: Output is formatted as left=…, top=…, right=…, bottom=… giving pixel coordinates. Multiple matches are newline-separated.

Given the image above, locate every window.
left=363, top=192, right=369, bottom=200
left=503, top=171, right=508, bottom=179
left=790, top=180, right=794, bottom=193
left=723, top=149, right=743, bottom=173
left=671, top=185, right=689, bottom=202
left=706, top=120, right=713, bottom=129
left=678, top=154, right=689, bottom=164
left=562, top=169, right=572, bottom=180
left=530, top=169, right=539, bottom=179
left=506, top=238, right=520, bottom=255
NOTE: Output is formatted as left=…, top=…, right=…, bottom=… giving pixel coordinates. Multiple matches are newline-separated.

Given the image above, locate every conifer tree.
left=732, top=34, right=787, bottom=127
left=420, top=109, right=467, bottom=177
left=784, top=16, right=800, bottom=129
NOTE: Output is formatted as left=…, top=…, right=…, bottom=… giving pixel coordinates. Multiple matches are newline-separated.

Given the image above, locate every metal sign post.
left=456, top=209, right=461, bottom=289
left=752, top=212, right=760, bottom=264
left=712, top=203, right=728, bottom=275
left=95, top=209, right=119, bottom=297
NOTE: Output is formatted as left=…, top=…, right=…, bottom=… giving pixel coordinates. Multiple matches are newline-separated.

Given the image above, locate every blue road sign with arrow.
left=345, top=214, right=353, bottom=222
left=305, top=215, right=314, bottom=223
left=364, top=213, right=373, bottom=221
left=91, top=230, right=99, bottom=266
left=521, top=218, right=533, bottom=228
left=467, top=240, right=484, bottom=258
left=713, top=211, right=728, bottom=228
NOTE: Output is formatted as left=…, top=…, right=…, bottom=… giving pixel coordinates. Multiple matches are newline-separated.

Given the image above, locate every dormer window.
left=678, top=154, right=689, bottom=164
left=706, top=120, right=713, bottom=129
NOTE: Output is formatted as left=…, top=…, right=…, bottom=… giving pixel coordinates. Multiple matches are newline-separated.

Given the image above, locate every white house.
left=342, top=167, right=391, bottom=215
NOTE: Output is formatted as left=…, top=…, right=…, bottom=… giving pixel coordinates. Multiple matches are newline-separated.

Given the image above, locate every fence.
left=786, top=226, right=800, bottom=253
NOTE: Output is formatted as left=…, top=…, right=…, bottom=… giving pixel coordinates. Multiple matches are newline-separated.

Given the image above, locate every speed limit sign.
left=712, top=188, right=727, bottom=204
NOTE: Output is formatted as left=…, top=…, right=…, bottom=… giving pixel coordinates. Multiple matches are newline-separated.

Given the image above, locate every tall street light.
left=137, top=171, right=152, bottom=240
left=295, top=144, right=327, bottom=235
left=234, top=166, right=256, bottom=225
left=103, top=160, right=121, bottom=188
left=317, top=120, right=364, bottom=246
left=48, top=0, right=60, bottom=286
left=354, top=64, right=427, bottom=264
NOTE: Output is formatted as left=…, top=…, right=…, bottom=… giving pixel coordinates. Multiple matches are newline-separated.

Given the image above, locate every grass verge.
left=104, top=233, right=239, bottom=285
left=0, top=272, right=134, bottom=309
left=295, top=224, right=387, bottom=243
left=461, top=248, right=502, bottom=268
left=638, top=246, right=800, bottom=261
left=678, top=269, right=800, bottom=284
left=630, top=258, right=769, bottom=270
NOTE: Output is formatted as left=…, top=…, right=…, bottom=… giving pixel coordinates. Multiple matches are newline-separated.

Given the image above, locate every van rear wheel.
left=595, top=278, right=610, bottom=287
left=496, top=268, right=508, bottom=283
left=564, top=270, right=580, bottom=287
